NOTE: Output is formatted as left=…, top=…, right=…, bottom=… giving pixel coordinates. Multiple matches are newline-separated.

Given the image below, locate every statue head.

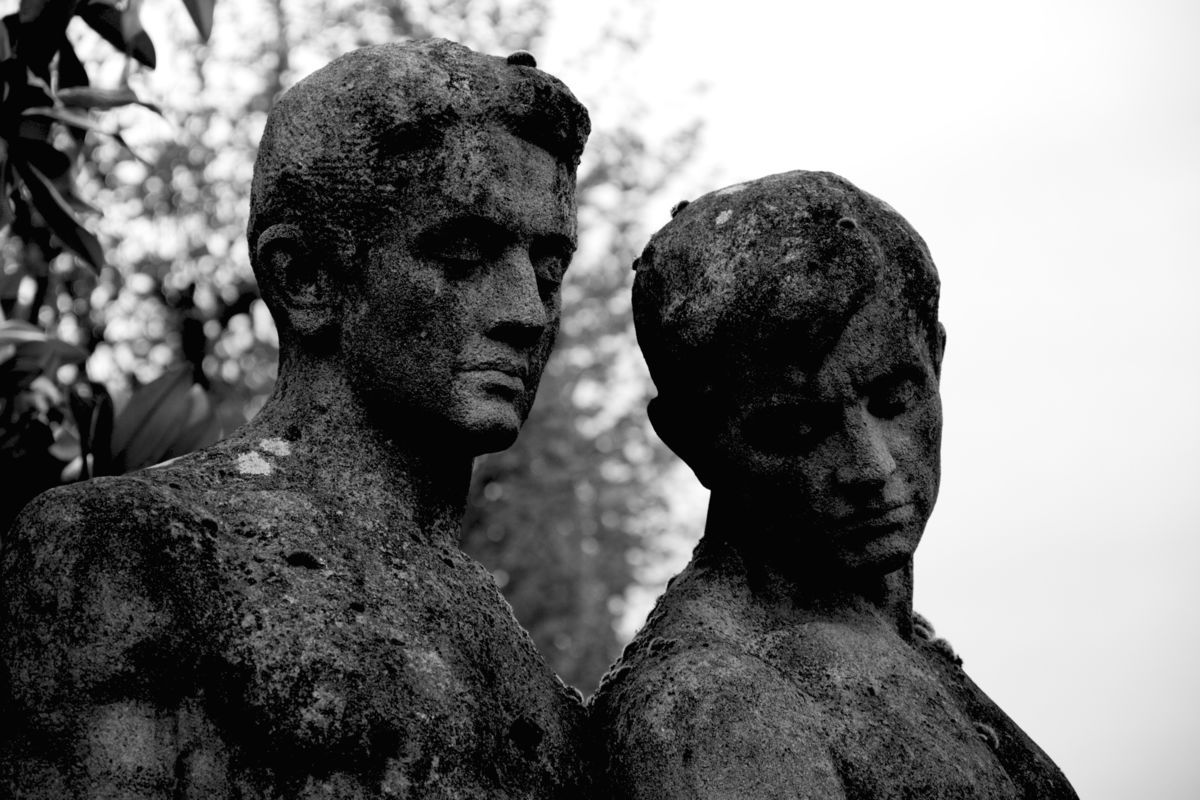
left=248, top=39, right=590, bottom=454
left=634, top=171, right=946, bottom=574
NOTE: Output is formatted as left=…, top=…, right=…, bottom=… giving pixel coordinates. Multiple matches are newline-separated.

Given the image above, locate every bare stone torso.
left=2, top=436, right=586, bottom=799
left=591, top=552, right=1076, bottom=800
left=4, top=38, right=595, bottom=799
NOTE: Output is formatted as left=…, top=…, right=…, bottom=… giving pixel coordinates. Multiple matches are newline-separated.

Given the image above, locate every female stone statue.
left=592, top=171, right=1079, bottom=800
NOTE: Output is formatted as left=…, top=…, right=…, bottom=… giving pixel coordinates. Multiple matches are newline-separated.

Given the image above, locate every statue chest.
left=762, top=625, right=1024, bottom=799
left=195, top=528, right=578, bottom=796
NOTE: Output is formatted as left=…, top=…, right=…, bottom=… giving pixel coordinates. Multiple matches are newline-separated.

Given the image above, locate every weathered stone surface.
left=2, top=39, right=590, bottom=798
left=591, top=171, right=1078, bottom=799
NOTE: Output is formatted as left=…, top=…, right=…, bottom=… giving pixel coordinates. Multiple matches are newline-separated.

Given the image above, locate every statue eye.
left=530, top=240, right=572, bottom=298
left=867, top=377, right=920, bottom=419
left=430, top=236, right=489, bottom=270
left=420, top=219, right=502, bottom=273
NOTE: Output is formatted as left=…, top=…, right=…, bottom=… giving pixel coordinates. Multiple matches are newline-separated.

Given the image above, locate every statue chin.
left=833, top=545, right=912, bottom=577
left=825, top=522, right=924, bottom=576
left=465, top=423, right=522, bottom=456
left=434, top=405, right=526, bottom=456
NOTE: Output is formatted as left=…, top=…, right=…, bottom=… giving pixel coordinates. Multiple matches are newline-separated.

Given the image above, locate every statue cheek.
left=384, top=267, right=447, bottom=327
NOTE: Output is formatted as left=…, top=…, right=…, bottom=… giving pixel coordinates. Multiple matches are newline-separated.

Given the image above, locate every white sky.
left=548, top=1, right=1200, bottom=798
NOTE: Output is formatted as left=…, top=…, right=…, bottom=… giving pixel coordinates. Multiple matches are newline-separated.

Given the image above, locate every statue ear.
left=257, top=224, right=339, bottom=340
left=647, top=394, right=719, bottom=490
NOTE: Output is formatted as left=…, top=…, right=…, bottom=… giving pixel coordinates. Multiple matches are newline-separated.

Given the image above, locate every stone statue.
left=1, top=40, right=590, bottom=799
left=591, top=171, right=1079, bottom=799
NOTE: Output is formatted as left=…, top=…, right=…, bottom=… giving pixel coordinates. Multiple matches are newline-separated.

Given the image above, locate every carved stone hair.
left=632, top=170, right=940, bottom=399
left=248, top=38, right=590, bottom=311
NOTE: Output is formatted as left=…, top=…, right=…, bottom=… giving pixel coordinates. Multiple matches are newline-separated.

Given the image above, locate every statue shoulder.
left=2, top=475, right=224, bottom=709
left=4, top=473, right=224, bottom=588
left=910, top=613, right=1081, bottom=800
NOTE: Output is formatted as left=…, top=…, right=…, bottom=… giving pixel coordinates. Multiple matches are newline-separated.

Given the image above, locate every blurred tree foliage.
left=0, top=0, right=699, bottom=693
left=1, top=0, right=219, bottom=530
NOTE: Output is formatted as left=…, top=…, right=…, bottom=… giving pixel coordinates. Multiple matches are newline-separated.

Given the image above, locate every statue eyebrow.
left=415, top=215, right=509, bottom=249
left=860, top=363, right=927, bottom=395
left=417, top=214, right=575, bottom=254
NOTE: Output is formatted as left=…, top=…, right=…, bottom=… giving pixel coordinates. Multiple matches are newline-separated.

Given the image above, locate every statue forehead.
left=632, top=171, right=940, bottom=397
left=737, top=289, right=932, bottom=398
left=414, top=129, right=577, bottom=234
left=639, top=171, right=926, bottom=328
left=249, top=37, right=589, bottom=265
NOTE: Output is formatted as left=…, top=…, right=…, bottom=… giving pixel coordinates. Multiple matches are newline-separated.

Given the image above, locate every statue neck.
left=233, top=353, right=472, bottom=547
left=703, top=492, right=915, bottom=639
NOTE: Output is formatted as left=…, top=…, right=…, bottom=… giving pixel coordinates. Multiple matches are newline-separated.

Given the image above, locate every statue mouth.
left=831, top=502, right=915, bottom=535
left=459, top=357, right=528, bottom=379
left=458, top=361, right=529, bottom=397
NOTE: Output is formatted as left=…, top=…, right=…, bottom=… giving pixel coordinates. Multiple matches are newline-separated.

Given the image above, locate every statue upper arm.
left=2, top=480, right=230, bottom=798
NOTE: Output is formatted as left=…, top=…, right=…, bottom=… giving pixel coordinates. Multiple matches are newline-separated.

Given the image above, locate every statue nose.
left=834, top=407, right=897, bottom=488
left=488, top=247, right=549, bottom=347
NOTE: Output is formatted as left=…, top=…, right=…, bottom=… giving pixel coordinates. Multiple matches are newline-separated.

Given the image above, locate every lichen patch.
left=237, top=452, right=273, bottom=475
left=259, top=438, right=292, bottom=457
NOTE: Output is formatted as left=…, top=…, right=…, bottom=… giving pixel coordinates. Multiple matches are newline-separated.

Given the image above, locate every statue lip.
left=832, top=502, right=914, bottom=533
left=458, top=359, right=529, bottom=392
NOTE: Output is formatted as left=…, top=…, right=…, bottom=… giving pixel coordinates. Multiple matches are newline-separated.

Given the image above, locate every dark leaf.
left=16, top=114, right=52, bottom=141
left=22, top=106, right=150, bottom=164
left=0, top=350, right=47, bottom=394
left=68, top=380, right=109, bottom=480
left=47, top=424, right=80, bottom=462
left=56, top=35, right=88, bottom=89
left=17, top=0, right=73, bottom=72
left=17, top=137, right=71, bottom=179
left=67, top=380, right=95, bottom=446
left=59, top=183, right=99, bottom=216
left=0, top=17, right=13, bottom=62
left=78, top=0, right=157, bottom=69
left=17, top=0, right=50, bottom=25
left=57, top=85, right=162, bottom=115
left=0, top=329, right=85, bottom=400
left=12, top=160, right=104, bottom=271
left=180, top=0, right=214, bottom=43
left=0, top=323, right=87, bottom=373
left=0, top=319, right=46, bottom=347
left=22, top=104, right=103, bottom=132
left=88, top=385, right=113, bottom=475
left=0, top=144, right=12, bottom=231
left=109, top=365, right=197, bottom=472
left=30, top=337, right=88, bottom=365
left=14, top=73, right=55, bottom=115
left=164, top=398, right=220, bottom=459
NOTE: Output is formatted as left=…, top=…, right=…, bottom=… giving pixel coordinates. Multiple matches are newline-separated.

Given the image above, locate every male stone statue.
left=591, top=171, right=1079, bottom=799
left=1, top=39, right=590, bottom=798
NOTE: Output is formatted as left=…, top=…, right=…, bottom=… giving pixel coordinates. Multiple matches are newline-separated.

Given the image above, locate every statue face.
left=341, top=129, right=576, bottom=454
left=710, top=297, right=943, bottom=574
